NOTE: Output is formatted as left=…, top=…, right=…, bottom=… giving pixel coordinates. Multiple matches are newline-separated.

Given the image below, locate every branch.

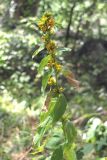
left=65, top=2, right=77, bottom=47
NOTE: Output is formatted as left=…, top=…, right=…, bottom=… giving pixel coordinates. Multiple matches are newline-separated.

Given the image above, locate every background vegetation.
left=0, top=0, right=107, bottom=159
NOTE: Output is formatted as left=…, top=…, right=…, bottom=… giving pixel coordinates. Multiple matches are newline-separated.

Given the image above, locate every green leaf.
left=57, top=47, right=71, bottom=53
left=38, top=55, right=51, bottom=74
left=64, top=145, right=77, bottom=160
left=48, top=97, right=58, bottom=114
left=82, top=143, right=94, bottom=155
left=33, top=116, right=52, bottom=146
left=42, top=71, right=51, bottom=92
left=46, top=132, right=63, bottom=150
left=51, top=146, right=64, bottom=160
left=64, top=120, right=77, bottom=144
left=41, top=97, right=58, bottom=121
left=52, top=94, right=67, bottom=123
left=32, top=45, right=44, bottom=58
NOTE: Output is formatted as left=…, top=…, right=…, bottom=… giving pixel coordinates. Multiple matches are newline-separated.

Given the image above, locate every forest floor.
left=0, top=92, right=38, bottom=160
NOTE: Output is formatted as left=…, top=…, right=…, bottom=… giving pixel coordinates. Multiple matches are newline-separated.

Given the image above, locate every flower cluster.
left=46, top=40, right=56, bottom=53
left=48, top=77, right=56, bottom=86
left=38, top=12, right=64, bottom=93
left=54, top=63, right=62, bottom=72
left=53, top=87, right=64, bottom=93
left=48, top=60, right=62, bottom=72
left=38, top=12, right=54, bottom=33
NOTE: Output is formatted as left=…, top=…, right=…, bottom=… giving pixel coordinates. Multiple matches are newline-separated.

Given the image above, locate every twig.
left=65, top=1, right=76, bottom=47
left=19, top=147, right=32, bottom=160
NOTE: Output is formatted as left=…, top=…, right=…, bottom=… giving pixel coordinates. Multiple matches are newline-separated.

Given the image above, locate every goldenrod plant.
left=33, top=12, right=79, bottom=160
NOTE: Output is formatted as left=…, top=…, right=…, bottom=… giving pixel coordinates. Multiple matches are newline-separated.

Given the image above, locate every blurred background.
left=0, top=0, right=107, bottom=159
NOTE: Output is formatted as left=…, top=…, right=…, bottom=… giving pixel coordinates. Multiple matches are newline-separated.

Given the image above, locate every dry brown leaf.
left=42, top=93, right=52, bottom=112
left=66, top=76, right=80, bottom=89
left=45, top=94, right=51, bottom=109
left=64, top=71, right=80, bottom=89
left=66, top=71, right=75, bottom=79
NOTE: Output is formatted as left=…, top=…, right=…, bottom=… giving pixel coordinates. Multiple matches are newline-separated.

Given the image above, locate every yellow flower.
left=47, top=17, right=55, bottom=29
left=55, top=63, right=62, bottom=72
left=38, top=22, right=46, bottom=32
left=38, top=12, right=55, bottom=33
left=46, top=40, right=56, bottom=52
left=59, top=87, right=64, bottom=93
left=42, top=15, right=48, bottom=22
left=38, top=15, right=48, bottom=32
left=48, top=77, right=56, bottom=86
left=47, top=59, right=55, bottom=68
left=50, top=28, right=55, bottom=34
left=52, top=87, right=64, bottom=93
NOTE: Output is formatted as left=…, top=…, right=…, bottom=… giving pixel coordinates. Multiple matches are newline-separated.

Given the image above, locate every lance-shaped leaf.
left=42, top=70, right=51, bottom=92
left=38, top=55, right=51, bottom=74
left=42, top=96, right=58, bottom=120
left=52, top=94, right=67, bottom=123
left=46, top=132, right=64, bottom=150
left=48, top=97, right=58, bottom=115
left=33, top=116, right=52, bottom=146
left=64, top=120, right=77, bottom=144
left=32, top=45, right=44, bottom=58
left=51, top=146, right=64, bottom=160
left=64, top=145, right=77, bottom=160
left=57, top=47, right=71, bottom=54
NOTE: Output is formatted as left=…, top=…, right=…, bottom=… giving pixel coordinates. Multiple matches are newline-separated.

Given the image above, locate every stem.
left=61, top=119, right=66, bottom=138
left=52, top=53, right=59, bottom=90
left=55, top=68, right=59, bottom=90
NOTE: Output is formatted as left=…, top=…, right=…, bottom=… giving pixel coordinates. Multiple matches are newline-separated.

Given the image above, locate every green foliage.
left=51, top=146, right=63, bottom=160
left=46, top=131, right=64, bottom=150
left=1, top=0, right=107, bottom=159
left=84, top=118, right=107, bottom=156
left=0, top=30, right=38, bottom=106
left=38, top=55, right=51, bottom=74
left=0, top=92, right=34, bottom=160
left=64, top=145, right=77, bottom=160
left=52, top=94, right=67, bottom=123
left=64, top=120, right=77, bottom=144
left=42, top=71, right=51, bottom=92
left=34, top=116, right=52, bottom=146
left=32, top=45, right=44, bottom=58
